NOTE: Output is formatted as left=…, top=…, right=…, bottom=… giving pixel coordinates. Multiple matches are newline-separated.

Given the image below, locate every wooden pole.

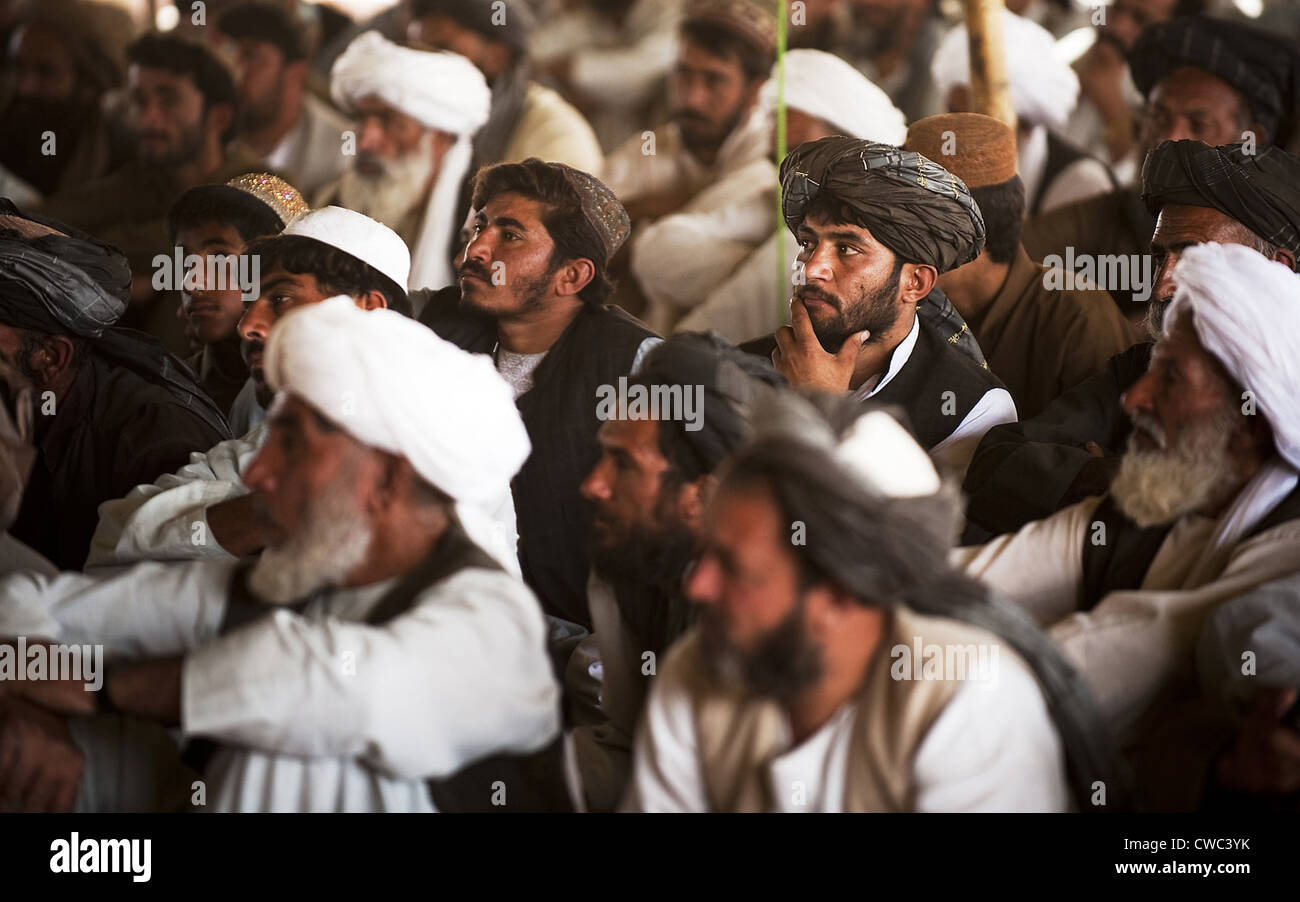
left=963, top=0, right=1017, bottom=130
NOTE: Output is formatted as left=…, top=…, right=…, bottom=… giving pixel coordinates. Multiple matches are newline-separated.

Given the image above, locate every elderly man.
left=85, top=206, right=519, bottom=579
left=963, top=140, right=1300, bottom=540
left=406, top=0, right=603, bottom=174
left=931, top=9, right=1115, bottom=216
left=904, top=114, right=1139, bottom=419
left=652, top=48, right=907, bottom=340
left=419, top=158, right=658, bottom=631
left=956, top=244, right=1300, bottom=752
left=0, top=298, right=559, bottom=812
left=40, top=32, right=264, bottom=356
left=321, top=31, right=490, bottom=294
left=0, top=204, right=228, bottom=571
left=741, top=137, right=1013, bottom=478
left=602, top=0, right=775, bottom=247
left=625, top=394, right=1123, bottom=812
left=568, top=333, right=783, bottom=811
left=1025, top=15, right=1300, bottom=312
left=216, top=2, right=352, bottom=198
left=166, top=173, right=309, bottom=419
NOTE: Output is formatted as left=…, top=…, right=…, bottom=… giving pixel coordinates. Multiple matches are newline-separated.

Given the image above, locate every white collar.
left=1018, top=124, right=1048, bottom=207
left=851, top=312, right=920, bottom=402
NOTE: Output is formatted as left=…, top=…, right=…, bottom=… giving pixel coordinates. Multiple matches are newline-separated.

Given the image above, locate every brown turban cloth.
left=1141, top=140, right=1300, bottom=258
left=1129, top=16, right=1300, bottom=147
left=683, top=0, right=778, bottom=63
left=780, top=136, right=986, bottom=272
left=904, top=113, right=1018, bottom=188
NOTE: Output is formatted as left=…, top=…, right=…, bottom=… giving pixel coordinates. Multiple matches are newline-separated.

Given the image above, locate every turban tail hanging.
left=778, top=138, right=986, bottom=274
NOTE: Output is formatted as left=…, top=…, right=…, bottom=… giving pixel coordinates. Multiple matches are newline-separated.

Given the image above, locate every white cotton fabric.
left=761, top=49, right=907, bottom=145
left=283, top=206, right=411, bottom=293
left=1166, top=242, right=1300, bottom=472
left=330, top=31, right=491, bottom=291
left=835, top=410, right=942, bottom=499
left=931, top=9, right=1079, bottom=131
left=263, top=297, right=530, bottom=557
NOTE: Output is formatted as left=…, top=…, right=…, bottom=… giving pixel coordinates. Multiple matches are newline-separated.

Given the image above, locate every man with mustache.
left=164, top=173, right=308, bottom=422
left=0, top=298, right=558, bottom=812
left=602, top=0, right=775, bottom=275
left=418, top=158, right=658, bottom=634
left=741, top=137, right=1014, bottom=479
left=624, top=394, right=1124, bottom=812
left=320, top=31, right=490, bottom=295
left=87, top=207, right=518, bottom=583
left=567, top=332, right=782, bottom=811
left=39, top=32, right=264, bottom=358
left=964, top=140, right=1300, bottom=541
left=956, top=244, right=1300, bottom=769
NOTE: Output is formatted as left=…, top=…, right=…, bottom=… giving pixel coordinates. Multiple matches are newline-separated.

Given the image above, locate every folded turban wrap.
left=730, top=391, right=1130, bottom=810
left=1165, top=243, right=1300, bottom=471
left=630, top=332, right=785, bottom=479
left=780, top=137, right=986, bottom=272
left=0, top=201, right=227, bottom=435
left=931, top=9, right=1079, bottom=132
left=759, top=49, right=906, bottom=145
left=1141, top=140, right=1300, bottom=258
left=331, top=31, right=491, bottom=292
left=264, top=296, right=531, bottom=568
left=1130, top=16, right=1300, bottom=146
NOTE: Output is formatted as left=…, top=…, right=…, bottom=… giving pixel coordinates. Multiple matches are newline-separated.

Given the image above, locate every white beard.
left=1111, top=408, right=1240, bottom=528
left=248, top=478, right=374, bottom=605
left=335, top=132, right=435, bottom=232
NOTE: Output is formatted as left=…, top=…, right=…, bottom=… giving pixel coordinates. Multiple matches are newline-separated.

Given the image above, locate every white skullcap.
left=331, top=30, right=491, bottom=137
left=834, top=410, right=942, bottom=498
left=931, top=10, right=1079, bottom=131
left=760, top=49, right=907, bottom=144
left=1165, top=243, right=1300, bottom=470
left=263, top=297, right=531, bottom=563
left=283, top=206, right=411, bottom=291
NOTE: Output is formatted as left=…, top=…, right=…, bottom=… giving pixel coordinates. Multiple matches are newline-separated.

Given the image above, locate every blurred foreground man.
left=957, top=244, right=1300, bottom=748
left=0, top=299, right=559, bottom=812
left=568, top=333, right=783, bottom=810
left=625, top=395, right=1124, bottom=812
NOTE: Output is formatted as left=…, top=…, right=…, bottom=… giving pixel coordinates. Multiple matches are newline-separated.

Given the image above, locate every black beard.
left=457, top=259, right=556, bottom=319
left=675, top=100, right=747, bottom=159
left=138, top=120, right=206, bottom=169
left=701, top=596, right=824, bottom=704
left=798, top=261, right=903, bottom=353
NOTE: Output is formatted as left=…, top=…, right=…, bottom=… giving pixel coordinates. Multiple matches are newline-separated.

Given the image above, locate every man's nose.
left=238, top=297, right=272, bottom=342
left=579, top=459, right=611, bottom=503
left=1153, top=253, right=1179, bottom=304
left=1121, top=370, right=1157, bottom=421
left=685, top=555, right=721, bottom=606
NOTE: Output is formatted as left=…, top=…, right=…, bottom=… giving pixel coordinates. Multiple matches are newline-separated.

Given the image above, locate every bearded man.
left=625, top=393, right=1125, bottom=812
left=0, top=298, right=558, bottom=812
left=321, top=31, right=490, bottom=295
left=956, top=244, right=1300, bottom=761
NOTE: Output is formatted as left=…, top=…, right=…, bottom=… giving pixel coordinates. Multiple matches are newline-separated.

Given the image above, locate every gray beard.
left=248, top=479, right=374, bottom=605
left=335, top=133, right=435, bottom=232
left=1111, top=408, right=1241, bottom=528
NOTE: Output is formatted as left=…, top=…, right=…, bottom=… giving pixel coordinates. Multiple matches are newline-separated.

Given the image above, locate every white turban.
left=283, top=206, right=411, bottom=291
left=331, top=31, right=492, bottom=293
left=264, top=296, right=531, bottom=569
left=760, top=49, right=906, bottom=144
left=931, top=10, right=1079, bottom=131
left=1166, top=243, right=1300, bottom=470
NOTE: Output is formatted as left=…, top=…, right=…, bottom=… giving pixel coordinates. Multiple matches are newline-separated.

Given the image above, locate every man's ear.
left=27, top=334, right=76, bottom=388
left=284, top=59, right=309, bottom=96
left=1273, top=246, right=1297, bottom=272
left=206, top=101, right=235, bottom=144
left=553, top=257, right=596, bottom=299
left=678, top=473, right=717, bottom=535
left=898, top=262, right=937, bottom=306
left=354, top=289, right=389, bottom=311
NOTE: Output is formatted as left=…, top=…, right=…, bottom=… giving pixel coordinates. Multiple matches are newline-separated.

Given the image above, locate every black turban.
left=409, top=0, right=535, bottom=51
left=631, top=332, right=785, bottom=479
left=1140, top=140, right=1300, bottom=257
left=779, top=137, right=986, bottom=273
left=1129, top=16, right=1300, bottom=146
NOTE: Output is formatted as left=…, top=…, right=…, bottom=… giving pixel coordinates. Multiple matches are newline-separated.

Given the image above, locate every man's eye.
left=504, top=231, right=519, bottom=241
left=839, top=244, right=857, bottom=255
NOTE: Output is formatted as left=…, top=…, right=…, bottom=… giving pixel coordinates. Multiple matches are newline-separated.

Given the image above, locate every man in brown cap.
left=905, top=114, right=1139, bottom=420
left=417, top=158, right=659, bottom=634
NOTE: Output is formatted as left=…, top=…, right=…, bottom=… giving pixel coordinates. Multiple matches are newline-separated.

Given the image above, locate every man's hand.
left=207, top=492, right=281, bottom=557
left=771, top=298, right=867, bottom=392
left=1215, top=689, right=1300, bottom=795
left=0, top=693, right=84, bottom=812
left=0, top=639, right=97, bottom=715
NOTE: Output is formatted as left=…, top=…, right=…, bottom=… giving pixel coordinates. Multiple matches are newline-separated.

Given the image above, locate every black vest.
left=742, top=311, right=1007, bottom=451
left=419, top=286, right=656, bottom=628
left=1080, top=484, right=1300, bottom=611
left=213, top=522, right=571, bottom=812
